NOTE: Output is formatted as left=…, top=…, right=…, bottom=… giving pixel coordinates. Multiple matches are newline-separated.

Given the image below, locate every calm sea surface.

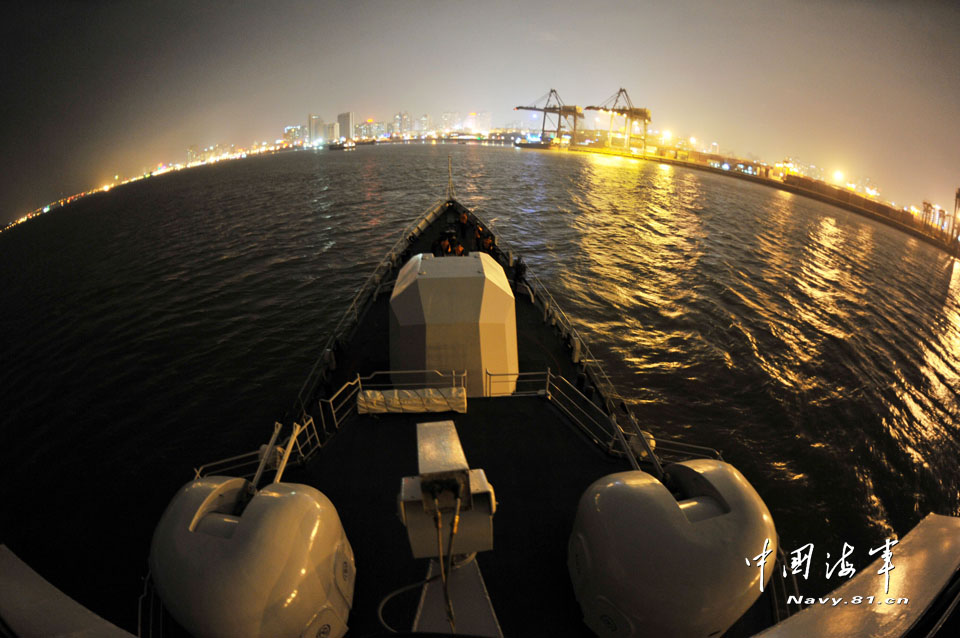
left=2, top=144, right=959, bottom=631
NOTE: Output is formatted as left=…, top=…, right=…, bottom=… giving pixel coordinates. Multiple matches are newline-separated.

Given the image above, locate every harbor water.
left=1, top=144, right=958, bottom=632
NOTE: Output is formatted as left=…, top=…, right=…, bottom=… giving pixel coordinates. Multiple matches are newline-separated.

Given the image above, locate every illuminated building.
left=337, top=112, right=355, bottom=141
left=475, top=111, right=492, bottom=133
left=308, top=114, right=324, bottom=144
left=283, top=125, right=305, bottom=144
left=394, top=111, right=411, bottom=135
left=324, top=122, right=339, bottom=142
left=415, top=113, right=431, bottom=133
left=358, top=118, right=388, bottom=139
left=441, top=111, right=460, bottom=132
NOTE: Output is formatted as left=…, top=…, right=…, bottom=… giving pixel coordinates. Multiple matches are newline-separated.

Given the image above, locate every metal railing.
left=483, top=367, right=663, bottom=475
left=194, top=418, right=320, bottom=479
left=288, top=415, right=322, bottom=464
left=360, top=368, right=467, bottom=390
left=484, top=369, right=550, bottom=397
left=318, top=368, right=466, bottom=435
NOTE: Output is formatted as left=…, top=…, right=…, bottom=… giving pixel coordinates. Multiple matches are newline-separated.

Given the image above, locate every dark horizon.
left=3, top=0, right=959, bottom=227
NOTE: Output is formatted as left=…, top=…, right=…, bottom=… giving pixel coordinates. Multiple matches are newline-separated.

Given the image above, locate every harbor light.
left=832, top=170, right=844, bottom=184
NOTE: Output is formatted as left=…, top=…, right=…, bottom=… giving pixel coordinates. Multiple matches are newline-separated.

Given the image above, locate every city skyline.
left=2, top=1, right=959, bottom=227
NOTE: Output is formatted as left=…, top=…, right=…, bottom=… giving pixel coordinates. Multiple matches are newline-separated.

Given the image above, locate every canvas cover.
left=389, top=253, right=518, bottom=397
left=356, top=387, right=468, bottom=414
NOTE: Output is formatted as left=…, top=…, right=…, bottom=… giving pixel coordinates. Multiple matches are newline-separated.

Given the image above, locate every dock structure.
left=514, top=89, right=584, bottom=143
left=585, top=87, right=652, bottom=153
left=512, top=88, right=959, bottom=260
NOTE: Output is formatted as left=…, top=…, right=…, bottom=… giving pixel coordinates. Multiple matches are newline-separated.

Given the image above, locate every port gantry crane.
left=585, top=88, right=652, bottom=155
left=514, top=89, right=584, bottom=144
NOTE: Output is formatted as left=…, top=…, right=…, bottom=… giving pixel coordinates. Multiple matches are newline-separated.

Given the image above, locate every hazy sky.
left=3, top=0, right=959, bottom=226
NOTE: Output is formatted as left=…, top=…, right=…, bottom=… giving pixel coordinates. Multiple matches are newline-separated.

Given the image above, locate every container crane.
left=585, top=88, right=651, bottom=154
left=514, top=89, right=584, bottom=144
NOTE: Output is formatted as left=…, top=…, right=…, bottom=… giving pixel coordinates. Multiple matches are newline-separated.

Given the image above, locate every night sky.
left=3, top=0, right=959, bottom=227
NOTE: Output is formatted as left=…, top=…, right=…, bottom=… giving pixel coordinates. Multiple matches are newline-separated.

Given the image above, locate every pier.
left=514, top=88, right=960, bottom=259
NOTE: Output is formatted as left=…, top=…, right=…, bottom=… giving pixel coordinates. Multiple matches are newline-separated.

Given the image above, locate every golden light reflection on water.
left=359, top=156, right=384, bottom=229
left=566, top=152, right=708, bottom=374
left=489, top=147, right=960, bottom=532
left=893, top=259, right=960, bottom=468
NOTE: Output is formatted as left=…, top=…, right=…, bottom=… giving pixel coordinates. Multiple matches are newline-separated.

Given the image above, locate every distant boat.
left=514, top=138, right=553, bottom=149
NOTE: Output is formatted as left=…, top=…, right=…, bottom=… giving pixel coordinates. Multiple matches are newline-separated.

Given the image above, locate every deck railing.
left=317, top=368, right=466, bottom=437
left=193, top=418, right=320, bottom=478
left=484, top=365, right=722, bottom=476
left=484, top=369, right=550, bottom=397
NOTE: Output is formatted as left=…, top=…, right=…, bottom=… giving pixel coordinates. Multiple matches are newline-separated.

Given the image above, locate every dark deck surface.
left=285, top=397, right=628, bottom=637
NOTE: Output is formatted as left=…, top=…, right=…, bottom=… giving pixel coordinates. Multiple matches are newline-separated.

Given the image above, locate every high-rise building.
left=283, top=125, right=306, bottom=144
left=337, top=112, right=355, bottom=141
left=308, top=114, right=324, bottom=144
left=393, top=111, right=412, bottom=135
left=475, top=111, right=492, bottom=133
left=416, top=113, right=432, bottom=133
left=324, top=122, right=340, bottom=142
left=359, top=118, right=386, bottom=139
left=441, top=112, right=461, bottom=132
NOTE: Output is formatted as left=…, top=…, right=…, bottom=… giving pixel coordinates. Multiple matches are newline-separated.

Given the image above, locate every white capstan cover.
left=389, top=253, right=518, bottom=397
left=149, top=477, right=355, bottom=638
left=568, top=460, right=776, bottom=638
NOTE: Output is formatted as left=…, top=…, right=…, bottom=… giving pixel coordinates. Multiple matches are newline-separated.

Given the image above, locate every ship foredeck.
left=267, top=199, right=755, bottom=637
left=283, top=200, right=638, bottom=635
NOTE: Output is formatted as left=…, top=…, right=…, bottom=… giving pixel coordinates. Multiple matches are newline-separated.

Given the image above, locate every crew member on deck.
left=480, top=232, right=494, bottom=254
left=457, top=211, right=475, bottom=249
left=513, top=256, right=527, bottom=291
